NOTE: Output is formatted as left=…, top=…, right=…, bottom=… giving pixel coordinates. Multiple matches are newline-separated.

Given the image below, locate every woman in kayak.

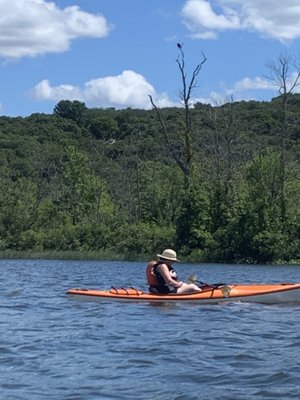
left=146, top=249, right=201, bottom=294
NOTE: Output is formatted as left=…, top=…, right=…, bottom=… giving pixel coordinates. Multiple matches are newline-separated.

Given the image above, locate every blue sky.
left=1, top=0, right=300, bottom=117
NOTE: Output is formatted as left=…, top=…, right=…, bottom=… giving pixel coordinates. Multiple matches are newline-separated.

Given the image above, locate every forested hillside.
left=0, top=96, right=299, bottom=263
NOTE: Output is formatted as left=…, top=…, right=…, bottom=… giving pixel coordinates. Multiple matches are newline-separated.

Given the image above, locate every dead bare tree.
left=149, top=43, right=207, bottom=187
left=265, top=50, right=300, bottom=220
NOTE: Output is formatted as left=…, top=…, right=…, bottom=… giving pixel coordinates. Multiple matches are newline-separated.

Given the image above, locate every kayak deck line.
left=66, top=283, right=300, bottom=304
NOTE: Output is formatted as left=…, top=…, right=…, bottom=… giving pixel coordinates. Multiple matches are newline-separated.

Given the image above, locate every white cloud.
left=32, top=70, right=177, bottom=109
left=182, top=0, right=240, bottom=39
left=181, top=0, right=300, bottom=42
left=205, top=73, right=297, bottom=104
left=31, top=70, right=300, bottom=110
left=218, top=76, right=275, bottom=101
left=0, top=0, right=112, bottom=59
left=32, top=79, right=83, bottom=101
left=84, top=70, right=157, bottom=109
left=232, top=73, right=300, bottom=94
left=191, top=76, right=279, bottom=105
left=233, top=76, right=272, bottom=91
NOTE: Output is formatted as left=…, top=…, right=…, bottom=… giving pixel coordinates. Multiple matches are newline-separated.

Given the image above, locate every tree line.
left=0, top=92, right=299, bottom=264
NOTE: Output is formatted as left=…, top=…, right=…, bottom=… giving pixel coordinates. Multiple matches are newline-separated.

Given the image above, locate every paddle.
left=188, top=274, right=232, bottom=296
left=188, top=273, right=220, bottom=288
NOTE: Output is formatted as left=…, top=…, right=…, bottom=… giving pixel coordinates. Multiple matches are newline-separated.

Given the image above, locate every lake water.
left=1, top=259, right=300, bottom=400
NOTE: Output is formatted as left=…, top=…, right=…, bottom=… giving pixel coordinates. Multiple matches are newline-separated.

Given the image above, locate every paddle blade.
left=188, top=273, right=197, bottom=283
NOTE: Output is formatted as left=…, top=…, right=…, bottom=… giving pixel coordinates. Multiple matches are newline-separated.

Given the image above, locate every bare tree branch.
left=149, top=43, right=207, bottom=187
left=265, top=50, right=300, bottom=219
left=148, top=94, right=189, bottom=177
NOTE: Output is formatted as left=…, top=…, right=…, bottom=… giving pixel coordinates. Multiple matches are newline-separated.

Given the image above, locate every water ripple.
left=1, top=260, right=300, bottom=399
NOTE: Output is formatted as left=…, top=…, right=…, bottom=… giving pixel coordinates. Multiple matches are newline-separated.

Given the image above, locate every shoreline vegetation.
left=0, top=96, right=299, bottom=264
left=0, top=250, right=141, bottom=262
left=0, top=251, right=299, bottom=266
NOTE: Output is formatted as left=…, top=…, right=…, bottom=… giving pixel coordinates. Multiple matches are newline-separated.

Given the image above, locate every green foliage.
left=176, top=183, right=214, bottom=254
left=252, top=230, right=289, bottom=263
left=138, top=161, right=184, bottom=224
left=111, top=222, right=176, bottom=258
left=0, top=97, right=299, bottom=263
left=89, top=117, right=118, bottom=141
left=53, top=100, right=88, bottom=126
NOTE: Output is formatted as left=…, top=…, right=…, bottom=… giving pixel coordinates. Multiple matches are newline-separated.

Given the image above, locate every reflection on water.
left=0, top=259, right=300, bottom=399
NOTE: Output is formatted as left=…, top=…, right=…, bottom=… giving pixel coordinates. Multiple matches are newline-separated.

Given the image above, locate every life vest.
left=146, top=261, right=178, bottom=286
left=146, top=260, right=159, bottom=286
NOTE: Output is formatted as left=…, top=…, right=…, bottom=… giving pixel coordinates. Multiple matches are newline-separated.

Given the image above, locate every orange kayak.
left=67, top=283, right=300, bottom=304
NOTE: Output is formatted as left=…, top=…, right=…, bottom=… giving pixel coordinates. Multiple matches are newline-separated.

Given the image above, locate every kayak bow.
left=67, top=282, right=300, bottom=304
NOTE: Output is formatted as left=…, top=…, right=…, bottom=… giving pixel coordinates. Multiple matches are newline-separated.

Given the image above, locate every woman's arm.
left=157, top=264, right=183, bottom=288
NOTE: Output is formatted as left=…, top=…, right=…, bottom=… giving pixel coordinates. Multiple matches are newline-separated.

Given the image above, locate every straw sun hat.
left=157, top=249, right=179, bottom=262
